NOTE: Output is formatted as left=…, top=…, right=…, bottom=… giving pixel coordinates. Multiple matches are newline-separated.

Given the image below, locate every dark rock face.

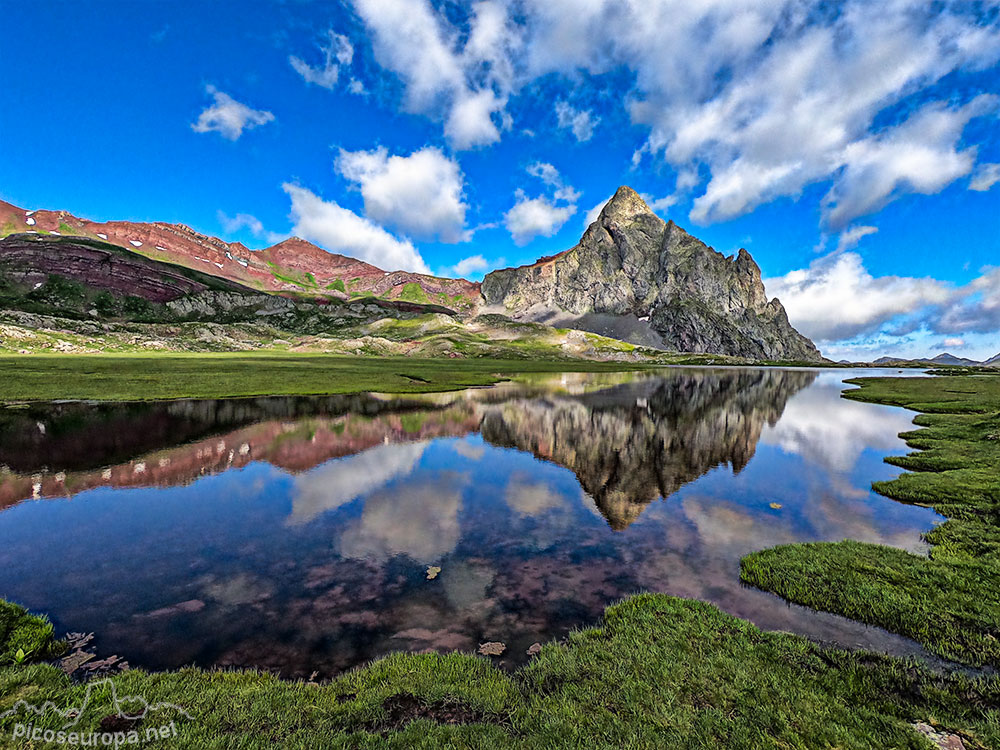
left=0, top=235, right=459, bottom=327
left=0, top=234, right=242, bottom=302
left=482, top=186, right=823, bottom=361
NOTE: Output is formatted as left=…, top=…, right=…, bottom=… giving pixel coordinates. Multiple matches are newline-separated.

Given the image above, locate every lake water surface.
left=0, top=368, right=941, bottom=677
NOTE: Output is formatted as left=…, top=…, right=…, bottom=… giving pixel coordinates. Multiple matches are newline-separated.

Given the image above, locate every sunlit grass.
left=1, top=595, right=997, bottom=748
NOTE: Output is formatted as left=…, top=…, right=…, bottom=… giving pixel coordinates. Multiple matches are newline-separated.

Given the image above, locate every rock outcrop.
left=0, top=233, right=248, bottom=302
left=482, top=186, right=823, bottom=361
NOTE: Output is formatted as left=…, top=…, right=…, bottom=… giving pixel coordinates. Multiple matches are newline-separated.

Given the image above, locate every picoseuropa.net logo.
left=1, top=678, right=193, bottom=747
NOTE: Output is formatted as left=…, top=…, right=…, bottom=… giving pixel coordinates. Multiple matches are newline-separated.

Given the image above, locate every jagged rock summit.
left=481, top=186, right=823, bottom=362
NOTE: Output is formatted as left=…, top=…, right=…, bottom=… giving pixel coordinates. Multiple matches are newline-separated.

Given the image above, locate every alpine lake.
left=0, top=367, right=942, bottom=678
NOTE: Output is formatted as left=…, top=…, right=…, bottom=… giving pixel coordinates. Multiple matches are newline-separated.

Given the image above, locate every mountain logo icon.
left=2, top=678, right=192, bottom=744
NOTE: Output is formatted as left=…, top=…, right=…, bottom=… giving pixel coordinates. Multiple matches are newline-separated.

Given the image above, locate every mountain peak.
left=600, top=186, right=656, bottom=223
left=482, top=187, right=823, bottom=362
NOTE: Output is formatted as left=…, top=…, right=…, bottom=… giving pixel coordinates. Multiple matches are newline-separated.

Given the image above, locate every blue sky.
left=2, top=0, right=999, bottom=360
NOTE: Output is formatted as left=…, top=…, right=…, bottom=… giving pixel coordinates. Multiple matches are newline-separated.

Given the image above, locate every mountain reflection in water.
left=0, top=368, right=940, bottom=677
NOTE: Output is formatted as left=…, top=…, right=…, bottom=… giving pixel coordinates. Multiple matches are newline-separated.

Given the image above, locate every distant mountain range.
left=871, top=352, right=1000, bottom=367
left=0, top=189, right=823, bottom=361
left=0, top=199, right=479, bottom=309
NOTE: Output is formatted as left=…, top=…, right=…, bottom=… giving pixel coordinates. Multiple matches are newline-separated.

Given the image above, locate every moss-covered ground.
left=742, top=373, right=1000, bottom=667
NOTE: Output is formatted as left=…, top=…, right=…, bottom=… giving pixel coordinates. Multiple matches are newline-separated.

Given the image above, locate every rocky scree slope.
left=481, top=187, right=823, bottom=362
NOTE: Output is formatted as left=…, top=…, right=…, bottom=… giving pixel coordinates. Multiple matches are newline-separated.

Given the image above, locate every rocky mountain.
left=986, top=352, right=1000, bottom=366
left=0, top=200, right=479, bottom=311
left=481, top=187, right=822, bottom=361
left=0, top=234, right=455, bottom=329
left=0, top=233, right=251, bottom=302
left=927, top=352, right=982, bottom=366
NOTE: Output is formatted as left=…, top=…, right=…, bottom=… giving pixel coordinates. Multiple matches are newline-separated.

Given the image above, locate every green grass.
left=741, top=373, right=1000, bottom=666
left=741, top=541, right=1000, bottom=666
left=1, top=595, right=997, bottom=748
left=395, top=282, right=429, bottom=304
left=0, top=602, right=65, bottom=666
left=0, top=354, right=664, bottom=402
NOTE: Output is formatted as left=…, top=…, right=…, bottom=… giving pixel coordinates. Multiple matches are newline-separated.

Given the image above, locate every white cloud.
left=970, top=162, right=1000, bottom=191
left=783, top=261, right=1000, bottom=358
left=217, top=210, right=286, bottom=245
left=614, top=4, right=1000, bottom=226
left=527, top=161, right=559, bottom=186
left=821, top=96, right=997, bottom=227
left=836, top=225, right=878, bottom=252
left=937, top=266, right=1000, bottom=334
left=351, top=0, right=520, bottom=149
left=526, top=161, right=580, bottom=202
left=338, top=476, right=464, bottom=562
left=347, top=1, right=1000, bottom=223
left=505, top=193, right=576, bottom=246
left=583, top=199, right=607, bottom=228
left=336, top=146, right=469, bottom=242
left=218, top=211, right=264, bottom=237
left=290, top=442, right=426, bottom=525
left=505, top=477, right=564, bottom=517
left=761, top=379, right=916, bottom=474
left=342, top=0, right=1000, bottom=221
left=281, top=183, right=431, bottom=273
left=555, top=100, right=598, bottom=141
left=764, top=251, right=952, bottom=342
left=289, top=29, right=354, bottom=89
left=445, top=88, right=507, bottom=149
left=505, top=162, right=579, bottom=245
left=191, top=85, right=274, bottom=141
left=438, top=254, right=506, bottom=279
